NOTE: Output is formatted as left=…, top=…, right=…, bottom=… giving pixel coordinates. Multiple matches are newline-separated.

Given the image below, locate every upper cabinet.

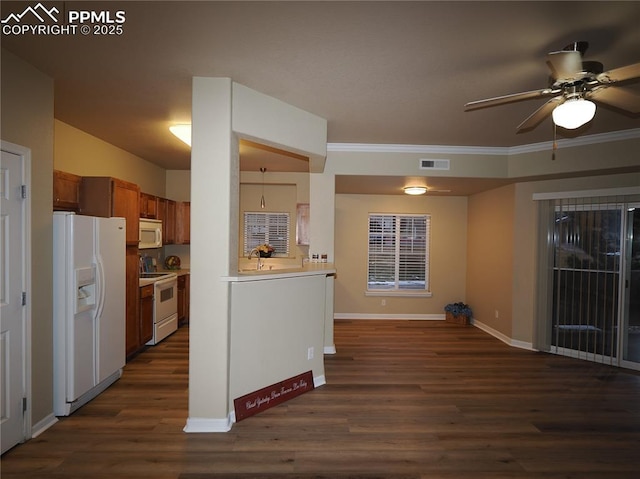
left=54, top=171, right=188, bottom=247
left=139, top=192, right=158, bottom=219
left=53, top=170, right=82, bottom=211
left=80, top=177, right=140, bottom=245
left=157, top=198, right=176, bottom=245
left=176, top=201, right=190, bottom=244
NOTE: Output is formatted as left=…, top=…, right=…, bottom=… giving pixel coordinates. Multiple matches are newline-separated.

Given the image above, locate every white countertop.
left=222, top=263, right=336, bottom=282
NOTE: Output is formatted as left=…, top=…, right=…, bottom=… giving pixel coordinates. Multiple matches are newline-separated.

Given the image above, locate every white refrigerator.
left=53, top=212, right=126, bottom=416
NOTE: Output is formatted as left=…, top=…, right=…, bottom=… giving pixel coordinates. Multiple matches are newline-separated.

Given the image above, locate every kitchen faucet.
left=248, top=247, right=263, bottom=270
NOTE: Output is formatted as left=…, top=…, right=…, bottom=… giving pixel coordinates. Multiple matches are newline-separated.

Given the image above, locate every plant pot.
left=445, top=312, right=470, bottom=325
left=259, top=251, right=272, bottom=258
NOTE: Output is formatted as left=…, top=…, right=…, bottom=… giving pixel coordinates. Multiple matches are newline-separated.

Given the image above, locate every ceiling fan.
left=464, top=41, right=640, bottom=132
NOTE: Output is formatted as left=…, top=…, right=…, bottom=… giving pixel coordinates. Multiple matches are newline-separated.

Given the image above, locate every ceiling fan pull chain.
left=552, top=123, right=557, bottom=161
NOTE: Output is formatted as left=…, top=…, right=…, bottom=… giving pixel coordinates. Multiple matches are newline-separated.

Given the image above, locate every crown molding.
left=327, top=128, right=640, bottom=156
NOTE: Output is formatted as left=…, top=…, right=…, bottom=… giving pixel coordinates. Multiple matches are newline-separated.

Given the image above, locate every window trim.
left=366, top=213, right=432, bottom=297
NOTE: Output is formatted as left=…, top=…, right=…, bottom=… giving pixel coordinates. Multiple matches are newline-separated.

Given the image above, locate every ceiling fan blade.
left=465, top=88, right=554, bottom=110
left=516, top=97, right=564, bottom=132
left=547, top=50, right=583, bottom=81
left=588, top=86, right=640, bottom=113
left=597, top=62, right=640, bottom=83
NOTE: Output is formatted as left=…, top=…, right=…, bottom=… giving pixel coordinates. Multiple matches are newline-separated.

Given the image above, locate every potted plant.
left=444, top=302, right=473, bottom=325
left=257, top=244, right=275, bottom=258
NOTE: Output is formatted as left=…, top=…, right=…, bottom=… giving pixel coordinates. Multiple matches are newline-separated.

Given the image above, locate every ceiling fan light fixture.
left=169, top=124, right=192, bottom=146
left=403, top=186, right=428, bottom=195
left=552, top=98, right=596, bottom=129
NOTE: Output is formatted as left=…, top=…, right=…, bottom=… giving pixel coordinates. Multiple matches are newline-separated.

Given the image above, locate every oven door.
left=154, top=277, right=177, bottom=321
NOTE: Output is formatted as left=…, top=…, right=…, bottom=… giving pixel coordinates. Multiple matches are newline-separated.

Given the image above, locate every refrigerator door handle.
left=95, top=256, right=106, bottom=321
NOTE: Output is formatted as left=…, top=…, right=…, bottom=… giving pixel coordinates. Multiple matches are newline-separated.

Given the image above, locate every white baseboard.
left=183, top=415, right=233, bottom=433
left=186, top=375, right=326, bottom=433
left=324, top=345, right=336, bottom=354
left=313, top=374, right=326, bottom=388
left=31, top=413, right=58, bottom=438
left=471, top=319, right=533, bottom=350
left=335, top=313, right=444, bottom=321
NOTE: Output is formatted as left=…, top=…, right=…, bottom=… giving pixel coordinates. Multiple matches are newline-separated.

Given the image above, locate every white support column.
left=185, top=77, right=237, bottom=432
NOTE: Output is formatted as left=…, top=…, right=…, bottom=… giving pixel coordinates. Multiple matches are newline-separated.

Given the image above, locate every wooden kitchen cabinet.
left=165, top=199, right=176, bottom=244
left=80, top=177, right=140, bottom=245
left=176, top=201, right=190, bottom=244
left=156, top=197, right=176, bottom=245
left=139, top=284, right=154, bottom=345
left=125, top=246, right=142, bottom=358
left=53, top=170, right=82, bottom=211
left=139, top=193, right=158, bottom=219
left=177, top=274, right=190, bottom=324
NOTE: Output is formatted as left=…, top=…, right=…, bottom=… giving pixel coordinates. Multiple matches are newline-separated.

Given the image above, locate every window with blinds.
left=368, top=214, right=430, bottom=292
left=243, top=212, right=290, bottom=256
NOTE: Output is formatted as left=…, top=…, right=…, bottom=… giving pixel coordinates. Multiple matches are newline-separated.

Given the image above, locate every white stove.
left=139, top=272, right=178, bottom=345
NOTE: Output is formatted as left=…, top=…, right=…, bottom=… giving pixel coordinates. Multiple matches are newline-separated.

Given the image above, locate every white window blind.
left=368, top=214, right=430, bottom=291
left=244, top=212, right=290, bottom=256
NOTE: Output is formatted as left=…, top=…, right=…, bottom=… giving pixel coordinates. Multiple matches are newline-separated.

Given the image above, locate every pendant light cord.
left=260, top=167, right=266, bottom=209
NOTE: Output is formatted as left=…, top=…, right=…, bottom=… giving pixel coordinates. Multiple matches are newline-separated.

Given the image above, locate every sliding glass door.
left=552, top=205, right=622, bottom=363
left=537, top=195, right=640, bottom=371
left=621, top=204, right=640, bottom=367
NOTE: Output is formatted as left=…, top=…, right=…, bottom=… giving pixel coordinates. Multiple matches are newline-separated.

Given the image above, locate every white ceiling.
left=2, top=1, right=639, bottom=192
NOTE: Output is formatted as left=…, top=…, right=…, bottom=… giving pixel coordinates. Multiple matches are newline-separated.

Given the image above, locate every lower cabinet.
left=177, top=274, right=190, bottom=324
left=139, top=284, right=154, bottom=345
left=125, top=246, right=142, bottom=358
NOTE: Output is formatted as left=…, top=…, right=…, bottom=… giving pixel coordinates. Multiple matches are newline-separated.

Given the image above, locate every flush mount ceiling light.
left=403, top=186, right=427, bottom=195
left=169, top=124, right=191, bottom=146
left=552, top=98, right=596, bottom=130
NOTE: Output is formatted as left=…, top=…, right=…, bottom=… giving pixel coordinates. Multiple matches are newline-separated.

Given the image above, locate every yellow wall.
left=1, top=49, right=55, bottom=427
left=466, top=184, right=515, bottom=337
left=54, top=120, right=166, bottom=196
left=334, top=194, right=468, bottom=316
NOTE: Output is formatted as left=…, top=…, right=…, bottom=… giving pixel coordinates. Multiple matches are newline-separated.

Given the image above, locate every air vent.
left=419, top=159, right=450, bottom=170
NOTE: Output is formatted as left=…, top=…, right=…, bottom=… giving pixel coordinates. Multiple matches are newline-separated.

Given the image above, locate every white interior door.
left=0, top=146, right=28, bottom=454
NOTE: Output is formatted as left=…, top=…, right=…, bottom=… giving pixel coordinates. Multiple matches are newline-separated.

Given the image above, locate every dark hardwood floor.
left=3, top=319, right=640, bottom=478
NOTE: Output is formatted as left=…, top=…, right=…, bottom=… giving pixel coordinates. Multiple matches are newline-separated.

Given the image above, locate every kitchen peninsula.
left=223, top=263, right=336, bottom=417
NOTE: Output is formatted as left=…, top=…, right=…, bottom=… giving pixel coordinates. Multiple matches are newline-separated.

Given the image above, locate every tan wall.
left=510, top=171, right=640, bottom=344
left=165, top=170, right=191, bottom=202
left=467, top=172, right=640, bottom=346
left=54, top=120, right=166, bottom=196
left=466, top=184, right=516, bottom=337
left=238, top=171, right=310, bottom=261
left=1, top=49, right=55, bottom=426
left=334, top=194, right=468, bottom=316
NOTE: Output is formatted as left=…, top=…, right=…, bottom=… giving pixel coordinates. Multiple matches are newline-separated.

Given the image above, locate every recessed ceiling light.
left=169, top=124, right=191, bottom=146
left=403, top=186, right=427, bottom=195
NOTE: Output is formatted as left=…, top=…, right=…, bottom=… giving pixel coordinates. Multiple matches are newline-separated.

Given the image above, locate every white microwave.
left=139, top=219, right=162, bottom=249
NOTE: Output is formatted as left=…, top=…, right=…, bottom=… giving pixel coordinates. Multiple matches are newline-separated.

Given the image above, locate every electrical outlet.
left=307, top=347, right=314, bottom=360
left=381, top=299, right=386, bottom=306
